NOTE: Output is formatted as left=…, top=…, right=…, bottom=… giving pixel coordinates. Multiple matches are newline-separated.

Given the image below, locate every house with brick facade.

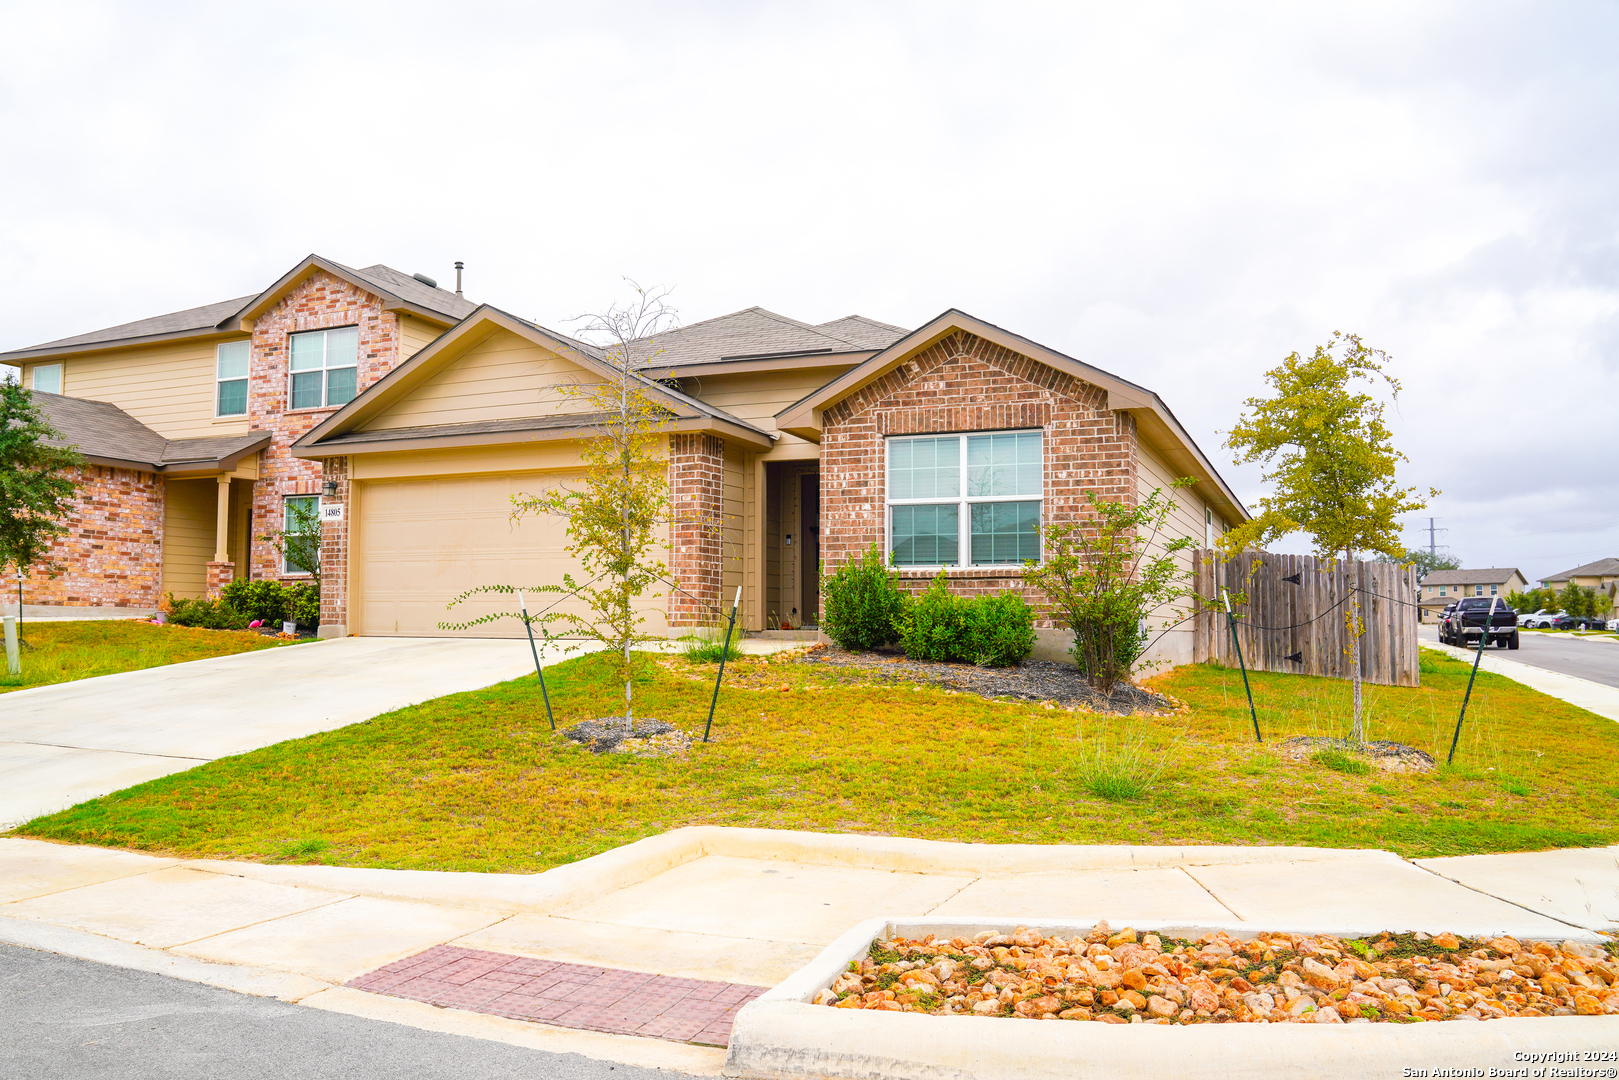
left=2, top=255, right=1248, bottom=668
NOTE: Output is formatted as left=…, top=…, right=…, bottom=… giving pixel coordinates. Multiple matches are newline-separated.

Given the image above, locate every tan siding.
left=1135, top=439, right=1213, bottom=669
left=397, top=314, right=445, bottom=362
left=722, top=441, right=747, bottom=610
left=362, top=328, right=603, bottom=431
left=686, top=366, right=854, bottom=452
left=55, top=338, right=252, bottom=439
left=162, top=478, right=216, bottom=599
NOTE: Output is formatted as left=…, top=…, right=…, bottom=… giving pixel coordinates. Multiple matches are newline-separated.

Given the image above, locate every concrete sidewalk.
left=1419, top=629, right=1619, bottom=722
left=1, top=828, right=1613, bottom=1073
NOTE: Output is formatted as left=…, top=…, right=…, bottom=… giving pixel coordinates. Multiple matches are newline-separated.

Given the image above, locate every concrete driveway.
left=0, top=637, right=577, bottom=829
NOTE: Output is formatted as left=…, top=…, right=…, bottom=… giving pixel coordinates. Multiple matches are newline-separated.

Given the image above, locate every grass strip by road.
left=14, top=647, right=1619, bottom=869
left=0, top=620, right=298, bottom=694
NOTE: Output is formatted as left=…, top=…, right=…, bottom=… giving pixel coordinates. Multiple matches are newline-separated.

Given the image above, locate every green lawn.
left=13, top=647, right=1619, bottom=870
left=0, top=619, right=300, bottom=693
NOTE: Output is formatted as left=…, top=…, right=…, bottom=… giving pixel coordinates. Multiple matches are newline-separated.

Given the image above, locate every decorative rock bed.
left=562, top=718, right=693, bottom=757
left=1275, top=736, right=1437, bottom=774
left=815, top=923, right=1617, bottom=1023
left=725, top=918, right=1619, bottom=1080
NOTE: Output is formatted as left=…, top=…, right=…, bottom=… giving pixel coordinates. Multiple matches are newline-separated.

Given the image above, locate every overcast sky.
left=2, top=1, right=1614, bottom=585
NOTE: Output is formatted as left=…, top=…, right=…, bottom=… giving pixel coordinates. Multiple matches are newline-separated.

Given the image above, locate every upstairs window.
left=289, top=326, right=358, bottom=410
left=30, top=363, right=62, bottom=394
left=216, top=341, right=249, bottom=416
left=886, top=430, right=1043, bottom=567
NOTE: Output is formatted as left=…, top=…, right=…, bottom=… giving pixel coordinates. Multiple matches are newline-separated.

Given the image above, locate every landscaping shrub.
left=288, top=582, right=320, bottom=628
left=682, top=620, right=742, bottom=663
left=820, top=543, right=907, bottom=651
left=220, top=579, right=290, bottom=625
left=897, top=571, right=969, bottom=662
left=963, top=591, right=1036, bottom=667
left=165, top=593, right=251, bottom=631
left=897, top=573, right=1036, bottom=666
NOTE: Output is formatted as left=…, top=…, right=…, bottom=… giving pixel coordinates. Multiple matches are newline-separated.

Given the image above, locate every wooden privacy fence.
left=1192, top=550, right=1420, bottom=688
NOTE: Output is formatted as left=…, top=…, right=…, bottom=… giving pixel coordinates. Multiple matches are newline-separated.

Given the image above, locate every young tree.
left=256, top=500, right=322, bottom=587
left=443, top=284, right=691, bottom=730
left=1557, top=581, right=1588, bottom=620
left=0, top=377, right=83, bottom=617
left=1025, top=482, right=1196, bottom=694
left=1219, top=333, right=1433, bottom=742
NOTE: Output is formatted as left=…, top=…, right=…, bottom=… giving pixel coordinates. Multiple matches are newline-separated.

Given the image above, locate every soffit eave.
left=291, top=415, right=773, bottom=461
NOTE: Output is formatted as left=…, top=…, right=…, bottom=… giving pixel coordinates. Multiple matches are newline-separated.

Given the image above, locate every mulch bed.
left=563, top=718, right=693, bottom=757
left=817, top=925, right=1619, bottom=1023
left=798, top=644, right=1174, bottom=715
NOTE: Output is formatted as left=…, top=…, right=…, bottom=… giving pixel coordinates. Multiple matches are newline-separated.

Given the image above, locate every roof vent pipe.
left=455, top=261, right=464, bottom=297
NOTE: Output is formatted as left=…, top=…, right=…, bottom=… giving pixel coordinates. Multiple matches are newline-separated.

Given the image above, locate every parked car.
left=1608, top=617, right=1619, bottom=632
left=1518, top=609, right=1564, bottom=629
left=1442, top=597, right=1519, bottom=649
left=1546, top=613, right=1576, bottom=631
left=1437, top=602, right=1459, bottom=639
left=1572, top=615, right=1608, bottom=630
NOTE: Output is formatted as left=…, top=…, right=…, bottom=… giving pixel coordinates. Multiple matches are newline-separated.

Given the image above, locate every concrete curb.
left=180, top=829, right=1445, bottom=917
left=0, top=914, right=330, bottom=1001
left=724, top=916, right=1619, bottom=1080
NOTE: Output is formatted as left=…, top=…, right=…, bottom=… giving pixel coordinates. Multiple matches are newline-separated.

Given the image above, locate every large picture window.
left=216, top=340, right=249, bottom=416
left=289, top=326, right=358, bottom=410
left=886, top=430, right=1042, bottom=567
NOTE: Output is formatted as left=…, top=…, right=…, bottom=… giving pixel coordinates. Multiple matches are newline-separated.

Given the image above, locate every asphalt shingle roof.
left=33, top=391, right=267, bottom=470
left=1541, top=557, right=1619, bottom=581
left=1421, top=568, right=1524, bottom=587
left=1, top=260, right=475, bottom=361
left=5, top=295, right=256, bottom=357
left=631, top=307, right=907, bottom=368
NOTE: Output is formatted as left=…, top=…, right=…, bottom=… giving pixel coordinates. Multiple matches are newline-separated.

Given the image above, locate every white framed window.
left=885, top=429, right=1042, bottom=567
left=1438, top=585, right=1447, bottom=596
left=216, top=341, right=249, bottom=416
left=283, top=495, right=319, bottom=574
left=30, top=363, right=62, bottom=394
left=288, top=326, right=358, bottom=410
left=1489, top=584, right=1497, bottom=595
left=1474, top=584, right=1484, bottom=596
left=1205, top=506, right=1215, bottom=549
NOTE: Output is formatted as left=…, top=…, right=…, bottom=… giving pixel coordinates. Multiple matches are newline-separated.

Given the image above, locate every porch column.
left=214, top=476, right=231, bottom=563
left=206, top=475, right=235, bottom=598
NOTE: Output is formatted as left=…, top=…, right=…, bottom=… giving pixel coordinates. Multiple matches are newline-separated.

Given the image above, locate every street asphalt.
left=1484, top=631, right=1619, bottom=689
left=0, top=943, right=697, bottom=1080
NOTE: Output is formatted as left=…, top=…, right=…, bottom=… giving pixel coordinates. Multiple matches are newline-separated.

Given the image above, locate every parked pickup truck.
left=1441, top=597, right=1520, bottom=650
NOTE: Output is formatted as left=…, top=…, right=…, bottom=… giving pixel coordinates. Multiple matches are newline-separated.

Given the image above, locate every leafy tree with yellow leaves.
left=1219, top=333, right=1434, bottom=741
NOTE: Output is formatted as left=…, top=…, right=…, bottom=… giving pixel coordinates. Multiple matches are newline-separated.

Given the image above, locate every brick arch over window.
left=818, top=329, right=1138, bottom=621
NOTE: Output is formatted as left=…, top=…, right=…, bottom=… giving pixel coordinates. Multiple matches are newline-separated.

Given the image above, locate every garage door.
left=356, top=472, right=582, bottom=637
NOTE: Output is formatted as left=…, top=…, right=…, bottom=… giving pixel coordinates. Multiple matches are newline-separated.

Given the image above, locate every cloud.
left=1, top=0, right=1613, bottom=581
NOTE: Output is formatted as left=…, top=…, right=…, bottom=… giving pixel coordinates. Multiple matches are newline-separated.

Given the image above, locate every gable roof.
left=224, top=255, right=477, bottom=330
left=774, top=308, right=1249, bottom=524
left=291, top=305, right=776, bottom=459
left=0, top=256, right=475, bottom=364
left=33, top=391, right=269, bottom=473
left=1422, top=568, right=1525, bottom=587
left=633, top=307, right=908, bottom=368
left=1541, top=557, right=1619, bottom=582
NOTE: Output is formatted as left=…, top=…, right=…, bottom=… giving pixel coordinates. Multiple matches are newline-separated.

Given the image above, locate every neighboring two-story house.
left=1416, top=567, right=1528, bottom=623
left=1, top=254, right=1248, bottom=667
left=1539, top=558, right=1619, bottom=618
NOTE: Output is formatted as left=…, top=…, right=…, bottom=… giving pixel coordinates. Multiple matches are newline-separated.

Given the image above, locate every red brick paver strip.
left=346, top=947, right=768, bottom=1047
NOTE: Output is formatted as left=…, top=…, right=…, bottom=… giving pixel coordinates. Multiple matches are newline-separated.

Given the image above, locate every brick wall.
left=9, top=465, right=165, bottom=608
left=668, top=432, right=725, bottom=626
left=819, top=329, right=1138, bottom=627
left=319, top=456, right=350, bottom=632
left=246, top=272, right=399, bottom=588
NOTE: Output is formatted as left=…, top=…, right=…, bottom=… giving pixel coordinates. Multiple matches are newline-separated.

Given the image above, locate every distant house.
left=1417, top=567, right=1527, bottom=624
left=1539, top=557, right=1619, bottom=618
